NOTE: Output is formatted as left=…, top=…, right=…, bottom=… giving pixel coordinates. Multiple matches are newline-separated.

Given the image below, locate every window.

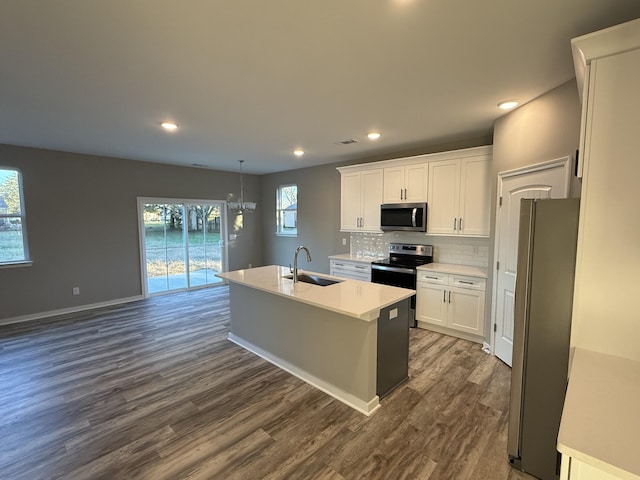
left=276, top=184, right=297, bottom=236
left=0, top=167, right=30, bottom=266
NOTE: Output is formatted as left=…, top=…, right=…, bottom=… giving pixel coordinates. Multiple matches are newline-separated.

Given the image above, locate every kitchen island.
left=216, top=265, right=415, bottom=415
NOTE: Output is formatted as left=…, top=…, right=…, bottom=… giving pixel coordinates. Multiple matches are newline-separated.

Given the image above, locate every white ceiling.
left=1, top=1, right=639, bottom=174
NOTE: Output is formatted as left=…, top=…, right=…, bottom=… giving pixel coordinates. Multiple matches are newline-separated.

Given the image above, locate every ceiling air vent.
left=334, top=139, right=359, bottom=145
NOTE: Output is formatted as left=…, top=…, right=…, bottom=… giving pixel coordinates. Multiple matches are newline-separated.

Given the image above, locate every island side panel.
left=228, top=283, right=378, bottom=407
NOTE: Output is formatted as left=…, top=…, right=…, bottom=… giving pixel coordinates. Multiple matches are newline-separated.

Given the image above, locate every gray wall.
left=260, top=162, right=344, bottom=274
left=259, top=136, right=492, bottom=274
left=0, top=144, right=261, bottom=320
left=487, top=80, right=583, bottom=337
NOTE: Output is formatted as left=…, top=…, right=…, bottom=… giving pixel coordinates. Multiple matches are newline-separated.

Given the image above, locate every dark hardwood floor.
left=0, top=286, right=535, bottom=480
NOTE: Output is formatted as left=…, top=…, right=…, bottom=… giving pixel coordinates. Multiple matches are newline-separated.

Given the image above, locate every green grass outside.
left=144, top=222, right=222, bottom=277
left=0, top=230, right=26, bottom=262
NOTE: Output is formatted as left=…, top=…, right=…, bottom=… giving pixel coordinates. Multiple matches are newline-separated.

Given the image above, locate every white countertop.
left=417, top=263, right=488, bottom=278
left=328, top=253, right=380, bottom=264
left=557, top=348, right=640, bottom=479
left=217, top=265, right=414, bottom=322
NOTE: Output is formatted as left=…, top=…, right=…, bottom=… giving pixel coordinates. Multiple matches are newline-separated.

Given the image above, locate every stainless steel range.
left=371, top=243, right=433, bottom=327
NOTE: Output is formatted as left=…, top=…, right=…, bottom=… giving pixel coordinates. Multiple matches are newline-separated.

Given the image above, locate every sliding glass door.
left=139, top=198, right=227, bottom=295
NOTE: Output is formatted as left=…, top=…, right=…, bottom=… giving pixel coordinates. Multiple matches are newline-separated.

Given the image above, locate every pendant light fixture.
left=228, top=160, right=256, bottom=213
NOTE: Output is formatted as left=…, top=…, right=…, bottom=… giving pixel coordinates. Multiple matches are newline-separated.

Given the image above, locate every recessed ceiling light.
left=161, top=122, right=178, bottom=131
left=498, top=101, right=518, bottom=110
left=293, top=149, right=304, bottom=157
left=367, top=132, right=381, bottom=140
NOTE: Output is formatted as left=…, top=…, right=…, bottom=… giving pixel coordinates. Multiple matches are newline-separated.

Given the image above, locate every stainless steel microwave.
left=380, top=203, right=428, bottom=232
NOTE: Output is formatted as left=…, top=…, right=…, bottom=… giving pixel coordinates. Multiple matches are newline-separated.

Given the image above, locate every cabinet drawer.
left=330, top=260, right=371, bottom=281
left=450, top=275, right=485, bottom=290
left=417, top=272, right=447, bottom=284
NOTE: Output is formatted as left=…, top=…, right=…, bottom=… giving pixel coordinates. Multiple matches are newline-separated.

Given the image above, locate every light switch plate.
left=390, top=308, right=398, bottom=319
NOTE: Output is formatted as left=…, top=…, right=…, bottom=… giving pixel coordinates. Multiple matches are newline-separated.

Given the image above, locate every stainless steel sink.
left=283, top=273, right=343, bottom=287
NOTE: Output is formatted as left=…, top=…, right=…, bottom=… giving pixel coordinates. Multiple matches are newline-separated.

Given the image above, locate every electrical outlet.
left=342, top=238, right=347, bottom=246
left=473, top=246, right=479, bottom=255
left=72, top=287, right=80, bottom=295
left=248, top=263, right=252, bottom=268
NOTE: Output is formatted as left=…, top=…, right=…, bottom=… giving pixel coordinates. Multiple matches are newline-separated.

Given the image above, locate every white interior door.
left=493, top=158, right=571, bottom=366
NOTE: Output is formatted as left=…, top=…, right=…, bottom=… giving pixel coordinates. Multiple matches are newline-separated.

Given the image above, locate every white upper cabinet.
left=459, top=156, right=491, bottom=236
left=570, top=18, right=640, bottom=362
left=428, top=155, right=490, bottom=236
left=427, top=160, right=460, bottom=234
left=383, top=163, right=428, bottom=203
left=339, top=169, right=383, bottom=232
left=340, top=172, right=363, bottom=231
left=338, top=146, right=492, bottom=236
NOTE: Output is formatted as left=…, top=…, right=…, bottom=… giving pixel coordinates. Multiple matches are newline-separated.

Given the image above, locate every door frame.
left=489, top=156, right=572, bottom=356
left=137, top=196, right=229, bottom=297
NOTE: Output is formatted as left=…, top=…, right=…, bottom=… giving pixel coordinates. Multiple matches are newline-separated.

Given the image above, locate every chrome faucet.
left=293, top=245, right=312, bottom=283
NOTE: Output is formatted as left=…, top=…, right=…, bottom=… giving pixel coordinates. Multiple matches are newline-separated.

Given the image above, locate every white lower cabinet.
left=329, top=259, right=371, bottom=281
left=416, top=271, right=485, bottom=342
left=560, top=456, right=626, bottom=480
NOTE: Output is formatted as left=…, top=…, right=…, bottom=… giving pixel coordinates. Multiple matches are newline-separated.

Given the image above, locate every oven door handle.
left=371, top=265, right=416, bottom=275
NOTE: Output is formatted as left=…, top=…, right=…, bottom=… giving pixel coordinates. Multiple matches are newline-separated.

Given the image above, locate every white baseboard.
left=228, top=332, right=380, bottom=416
left=416, top=321, right=484, bottom=344
left=0, top=295, right=145, bottom=326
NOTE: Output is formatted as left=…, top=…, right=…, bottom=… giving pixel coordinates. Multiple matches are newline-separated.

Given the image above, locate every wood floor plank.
left=0, top=285, right=538, bottom=480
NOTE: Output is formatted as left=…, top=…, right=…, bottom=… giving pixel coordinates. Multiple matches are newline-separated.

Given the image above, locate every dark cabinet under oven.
left=370, top=243, right=433, bottom=328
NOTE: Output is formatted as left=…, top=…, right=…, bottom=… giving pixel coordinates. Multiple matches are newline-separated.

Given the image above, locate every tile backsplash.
left=350, top=232, right=489, bottom=268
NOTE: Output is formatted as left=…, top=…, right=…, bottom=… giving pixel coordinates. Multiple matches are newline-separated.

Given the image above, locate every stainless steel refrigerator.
left=507, top=198, right=580, bottom=480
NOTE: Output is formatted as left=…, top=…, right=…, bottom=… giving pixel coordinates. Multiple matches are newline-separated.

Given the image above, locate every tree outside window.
left=276, top=184, right=297, bottom=236
left=0, top=167, right=30, bottom=265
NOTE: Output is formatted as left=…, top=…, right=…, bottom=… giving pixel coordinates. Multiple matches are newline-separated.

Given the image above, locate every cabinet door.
left=562, top=457, right=622, bottom=480
left=447, top=286, right=485, bottom=336
left=383, top=166, right=404, bottom=203
left=341, top=172, right=362, bottom=231
left=416, top=283, right=447, bottom=326
left=360, top=169, right=383, bottom=232
left=459, top=156, right=490, bottom=236
left=428, top=160, right=460, bottom=234
left=405, top=163, right=428, bottom=202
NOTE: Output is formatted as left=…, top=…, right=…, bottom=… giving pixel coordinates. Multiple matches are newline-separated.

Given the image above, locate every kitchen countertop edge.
left=557, top=347, right=640, bottom=479
left=417, top=263, right=488, bottom=278
left=217, top=265, right=414, bottom=322
left=328, top=253, right=380, bottom=263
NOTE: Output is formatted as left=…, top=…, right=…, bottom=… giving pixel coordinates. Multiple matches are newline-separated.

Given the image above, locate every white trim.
left=416, top=322, right=484, bottom=344
left=228, top=332, right=380, bottom=416
left=0, top=260, right=33, bottom=269
left=337, top=145, right=493, bottom=174
left=490, top=156, right=572, bottom=355
left=0, top=295, right=144, bottom=326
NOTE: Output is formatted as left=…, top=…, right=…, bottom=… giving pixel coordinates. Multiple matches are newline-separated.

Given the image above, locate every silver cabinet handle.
left=448, top=291, right=451, bottom=303
left=459, top=280, right=474, bottom=285
left=453, top=218, right=457, bottom=230
left=355, top=265, right=367, bottom=269
left=400, top=188, right=404, bottom=200
left=334, top=263, right=344, bottom=266
left=443, top=290, right=446, bottom=302
left=459, top=217, right=463, bottom=231
left=404, top=188, right=407, bottom=199
left=425, top=275, right=438, bottom=280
